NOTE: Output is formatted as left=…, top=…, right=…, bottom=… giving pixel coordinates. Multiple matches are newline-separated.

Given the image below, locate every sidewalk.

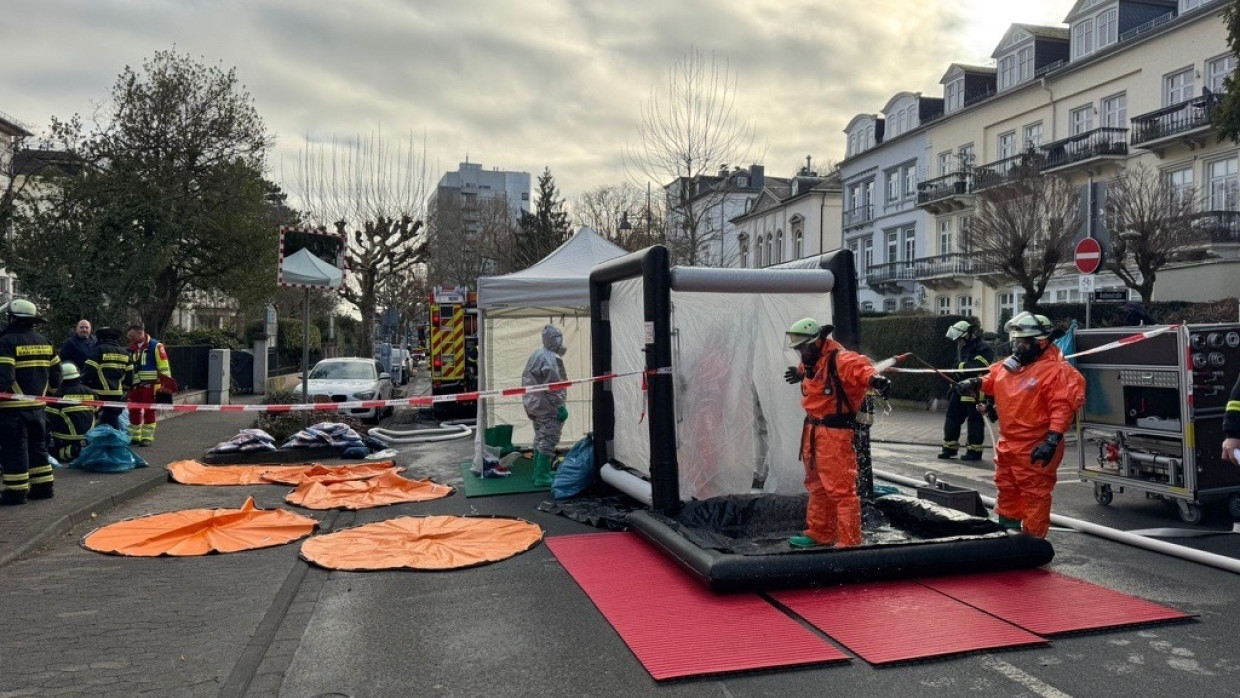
left=0, top=394, right=267, bottom=567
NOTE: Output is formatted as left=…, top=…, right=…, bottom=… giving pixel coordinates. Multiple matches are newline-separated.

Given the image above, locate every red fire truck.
left=428, top=286, right=478, bottom=403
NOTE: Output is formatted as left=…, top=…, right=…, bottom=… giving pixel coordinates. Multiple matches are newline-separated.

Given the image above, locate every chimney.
left=750, top=164, right=764, bottom=190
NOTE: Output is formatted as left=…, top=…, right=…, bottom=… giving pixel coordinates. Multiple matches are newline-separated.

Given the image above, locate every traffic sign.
left=1079, top=274, right=1096, bottom=294
left=1092, top=290, right=1128, bottom=303
left=1074, top=238, right=1102, bottom=274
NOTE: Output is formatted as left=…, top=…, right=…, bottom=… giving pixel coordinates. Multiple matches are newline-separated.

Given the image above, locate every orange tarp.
left=166, top=460, right=395, bottom=486
left=259, top=462, right=400, bottom=485
left=285, top=471, right=454, bottom=510
left=300, top=515, right=543, bottom=571
left=83, top=497, right=318, bottom=557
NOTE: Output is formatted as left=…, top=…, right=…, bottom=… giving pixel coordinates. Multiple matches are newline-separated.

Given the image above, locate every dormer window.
left=1070, top=2, right=1117, bottom=60
left=735, top=174, right=749, bottom=188
left=945, top=79, right=964, bottom=112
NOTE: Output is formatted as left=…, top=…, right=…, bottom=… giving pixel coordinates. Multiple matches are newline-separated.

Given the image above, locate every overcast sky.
left=1, top=0, right=1071, bottom=212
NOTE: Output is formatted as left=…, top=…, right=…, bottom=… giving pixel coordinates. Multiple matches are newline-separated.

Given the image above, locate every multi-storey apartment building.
left=730, top=161, right=843, bottom=268
left=428, top=161, right=531, bottom=236
left=0, top=110, right=31, bottom=303
left=839, top=0, right=1239, bottom=328
left=664, top=164, right=779, bottom=267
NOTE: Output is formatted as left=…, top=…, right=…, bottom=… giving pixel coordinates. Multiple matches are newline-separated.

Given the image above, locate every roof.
left=476, top=226, right=628, bottom=309
left=941, top=63, right=997, bottom=83
left=12, top=149, right=82, bottom=177
left=0, top=111, right=31, bottom=138
left=1016, top=24, right=1070, bottom=41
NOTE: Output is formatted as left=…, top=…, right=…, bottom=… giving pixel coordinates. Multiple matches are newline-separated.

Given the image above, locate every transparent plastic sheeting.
left=609, top=281, right=833, bottom=499
left=480, top=308, right=593, bottom=449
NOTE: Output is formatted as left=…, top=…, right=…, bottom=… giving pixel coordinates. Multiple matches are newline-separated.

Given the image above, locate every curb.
left=0, top=468, right=167, bottom=568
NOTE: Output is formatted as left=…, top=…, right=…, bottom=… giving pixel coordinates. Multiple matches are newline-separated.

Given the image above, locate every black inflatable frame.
left=588, top=245, right=1053, bottom=592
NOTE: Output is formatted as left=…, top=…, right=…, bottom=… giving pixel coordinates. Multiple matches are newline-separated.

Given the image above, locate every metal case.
left=1075, top=324, right=1240, bottom=524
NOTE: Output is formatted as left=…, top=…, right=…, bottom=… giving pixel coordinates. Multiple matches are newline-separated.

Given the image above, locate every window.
left=903, top=228, right=916, bottom=266
left=793, top=229, right=804, bottom=259
left=903, top=164, right=917, bottom=199
left=863, top=239, right=874, bottom=274
left=1182, top=0, right=1205, bottom=10
left=755, top=239, right=763, bottom=267
left=886, top=231, right=899, bottom=263
left=1165, top=166, right=1195, bottom=207
left=1018, top=47, right=1034, bottom=84
left=1102, top=93, right=1127, bottom=128
left=998, top=131, right=1017, bottom=160
left=999, top=55, right=1017, bottom=91
left=766, top=233, right=774, bottom=267
left=945, top=79, right=964, bottom=112
left=937, top=297, right=952, bottom=316
left=1054, top=289, right=1082, bottom=303
left=884, top=299, right=898, bottom=313
left=938, top=218, right=953, bottom=255
left=902, top=298, right=916, bottom=310
left=1070, top=104, right=1094, bottom=135
left=775, top=230, right=784, bottom=264
left=957, top=295, right=974, bottom=317
left=862, top=301, right=875, bottom=312
left=1165, top=68, right=1195, bottom=106
left=938, top=151, right=953, bottom=176
left=863, top=180, right=875, bottom=207
left=1208, top=54, right=1237, bottom=93
left=1207, top=157, right=1238, bottom=210
left=886, top=170, right=900, bottom=202
left=958, top=144, right=974, bottom=169
left=739, top=237, right=749, bottom=268
left=960, top=216, right=973, bottom=252
left=1073, top=19, right=1094, bottom=60
left=848, top=242, right=860, bottom=277
left=1096, top=9, right=1117, bottom=50
left=1023, top=122, right=1044, bottom=149
left=998, top=291, right=1025, bottom=327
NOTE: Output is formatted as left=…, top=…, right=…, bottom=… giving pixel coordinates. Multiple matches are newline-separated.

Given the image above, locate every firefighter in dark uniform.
left=939, top=320, right=995, bottom=461
left=1223, top=374, right=1240, bottom=466
left=83, top=326, right=134, bottom=430
left=45, top=361, right=96, bottom=463
left=0, top=299, right=62, bottom=504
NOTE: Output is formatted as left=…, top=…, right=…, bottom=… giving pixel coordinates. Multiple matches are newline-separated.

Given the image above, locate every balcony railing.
left=1131, top=93, right=1220, bottom=147
left=865, top=260, right=918, bottom=284
left=1191, top=210, right=1240, bottom=243
left=1119, top=12, right=1174, bottom=42
left=916, top=172, right=970, bottom=205
left=972, top=151, right=1045, bottom=191
left=843, top=204, right=874, bottom=227
left=1041, top=127, right=1128, bottom=171
left=911, top=252, right=979, bottom=279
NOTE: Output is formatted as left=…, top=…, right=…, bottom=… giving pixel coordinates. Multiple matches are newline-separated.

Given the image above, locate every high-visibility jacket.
left=1225, top=375, right=1240, bottom=439
left=84, top=340, right=134, bottom=398
left=953, top=337, right=994, bottom=404
left=46, top=378, right=97, bottom=442
left=0, top=325, right=60, bottom=409
left=130, top=336, right=171, bottom=386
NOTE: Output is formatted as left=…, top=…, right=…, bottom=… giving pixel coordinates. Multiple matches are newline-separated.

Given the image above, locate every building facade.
left=0, top=110, right=31, bottom=303
left=428, top=160, right=531, bottom=235
left=839, top=0, right=1239, bottom=329
left=731, top=164, right=843, bottom=269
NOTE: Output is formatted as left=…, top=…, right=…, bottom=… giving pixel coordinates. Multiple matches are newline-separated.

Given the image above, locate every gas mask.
left=553, top=339, right=567, bottom=357
left=1007, top=337, right=1045, bottom=369
left=798, top=341, right=822, bottom=377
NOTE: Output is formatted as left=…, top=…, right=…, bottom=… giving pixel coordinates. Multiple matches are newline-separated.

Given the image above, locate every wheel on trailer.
left=1228, top=493, right=1240, bottom=519
left=1176, top=499, right=1205, bottom=525
left=1093, top=483, right=1113, bottom=506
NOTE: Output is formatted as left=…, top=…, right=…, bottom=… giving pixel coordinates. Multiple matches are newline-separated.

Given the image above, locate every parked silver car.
left=299, top=357, right=394, bottom=423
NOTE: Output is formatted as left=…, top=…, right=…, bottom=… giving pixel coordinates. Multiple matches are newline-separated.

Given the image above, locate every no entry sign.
left=1075, top=238, right=1102, bottom=274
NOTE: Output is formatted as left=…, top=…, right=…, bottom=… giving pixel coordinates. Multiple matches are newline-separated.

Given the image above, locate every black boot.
left=29, top=483, right=54, bottom=500
left=960, top=451, right=983, bottom=462
left=936, top=449, right=957, bottom=460
left=0, top=489, right=27, bottom=506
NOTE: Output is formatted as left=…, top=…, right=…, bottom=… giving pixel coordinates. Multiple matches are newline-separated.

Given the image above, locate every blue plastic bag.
left=1054, top=319, right=1078, bottom=366
left=71, top=424, right=148, bottom=472
left=552, top=434, right=594, bottom=500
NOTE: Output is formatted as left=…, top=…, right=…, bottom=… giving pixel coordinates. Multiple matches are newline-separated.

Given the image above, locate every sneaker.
left=960, top=451, right=983, bottom=462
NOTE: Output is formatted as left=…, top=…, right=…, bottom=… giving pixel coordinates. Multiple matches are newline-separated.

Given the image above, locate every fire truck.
left=428, top=286, right=479, bottom=404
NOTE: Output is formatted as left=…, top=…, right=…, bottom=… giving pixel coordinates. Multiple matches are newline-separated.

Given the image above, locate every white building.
left=428, top=160, right=531, bottom=234
left=839, top=0, right=1239, bottom=327
left=731, top=162, right=843, bottom=268
left=664, top=164, right=783, bottom=267
left=0, top=110, right=31, bottom=303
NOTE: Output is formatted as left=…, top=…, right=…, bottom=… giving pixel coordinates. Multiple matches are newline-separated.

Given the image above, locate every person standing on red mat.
left=784, top=317, right=890, bottom=549
left=127, top=322, right=177, bottom=446
left=956, top=312, right=1085, bottom=538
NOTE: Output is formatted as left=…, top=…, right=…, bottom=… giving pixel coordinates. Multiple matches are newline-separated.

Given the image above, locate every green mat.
left=457, top=457, right=550, bottom=497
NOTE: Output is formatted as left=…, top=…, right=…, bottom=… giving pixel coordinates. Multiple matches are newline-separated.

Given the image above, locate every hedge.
left=857, top=314, right=993, bottom=403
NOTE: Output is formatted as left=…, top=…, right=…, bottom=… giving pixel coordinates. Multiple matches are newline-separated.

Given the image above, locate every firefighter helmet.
left=1006, top=311, right=1054, bottom=339
left=787, top=318, right=831, bottom=349
left=6, top=298, right=40, bottom=322
left=945, top=320, right=977, bottom=341
left=60, top=361, right=80, bottom=381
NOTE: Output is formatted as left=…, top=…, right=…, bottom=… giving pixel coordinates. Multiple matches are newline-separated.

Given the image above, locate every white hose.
left=600, top=463, right=653, bottom=506
left=368, top=423, right=473, bottom=445
left=873, top=468, right=1240, bottom=575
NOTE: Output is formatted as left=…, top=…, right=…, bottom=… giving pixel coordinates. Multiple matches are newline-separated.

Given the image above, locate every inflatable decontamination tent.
left=474, top=227, right=627, bottom=463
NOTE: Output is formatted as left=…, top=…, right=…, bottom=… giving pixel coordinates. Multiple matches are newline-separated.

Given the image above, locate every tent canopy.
left=281, top=248, right=343, bottom=287
left=478, top=226, right=627, bottom=309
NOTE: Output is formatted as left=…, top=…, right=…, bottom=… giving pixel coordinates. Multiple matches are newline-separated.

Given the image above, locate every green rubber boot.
left=996, top=514, right=1023, bottom=531
left=532, top=452, right=554, bottom=487
left=789, top=535, right=827, bottom=549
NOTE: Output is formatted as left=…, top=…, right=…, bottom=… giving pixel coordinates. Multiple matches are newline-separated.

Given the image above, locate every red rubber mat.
left=771, top=580, right=1046, bottom=665
left=546, top=532, right=848, bottom=680
left=921, top=569, right=1193, bottom=636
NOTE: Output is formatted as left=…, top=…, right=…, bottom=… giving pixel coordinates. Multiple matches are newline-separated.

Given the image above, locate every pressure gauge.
left=1191, top=333, right=1205, bottom=350
left=1208, top=333, right=1225, bottom=349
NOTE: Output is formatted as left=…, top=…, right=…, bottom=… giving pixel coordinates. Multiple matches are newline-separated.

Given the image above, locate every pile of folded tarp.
left=208, top=429, right=278, bottom=454
left=284, top=423, right=369, bottom=458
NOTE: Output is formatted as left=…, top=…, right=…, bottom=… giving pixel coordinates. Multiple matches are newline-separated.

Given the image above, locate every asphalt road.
left=3, top=374, right=1240, bottom=697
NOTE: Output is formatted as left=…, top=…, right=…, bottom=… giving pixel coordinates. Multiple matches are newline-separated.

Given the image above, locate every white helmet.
left=1005, top=311, right=1054, bottom=339
left=946, top=320, right=975, bottom=341
left=61, top=361, right=80, bottom=381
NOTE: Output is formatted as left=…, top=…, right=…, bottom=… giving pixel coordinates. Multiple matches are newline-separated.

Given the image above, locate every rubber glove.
left=1030, top=432, right=1063, bottom=466
left=954, top=377, right=982, bottom=396
left=784, top=366, right=803, bottom=384
left=556, top=405, right=569, bottom=423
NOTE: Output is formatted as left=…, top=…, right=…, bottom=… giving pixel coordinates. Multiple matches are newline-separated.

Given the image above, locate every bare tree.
left=425, top=194, right=518, bottom=286
left=1104, top=165, right=1201, bottom=303
left=971, top=172, right=1084, bottom=311
left=573, top=182, right=668, bottom=252
left=289, top=131, right=428, bottom=357
left=624, top=47, right=755, bottom=266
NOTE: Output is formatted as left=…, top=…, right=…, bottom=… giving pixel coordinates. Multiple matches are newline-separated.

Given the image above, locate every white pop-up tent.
left=474, top=227, right=628, bottom=460
left=281, top=248, right=344, bottom=287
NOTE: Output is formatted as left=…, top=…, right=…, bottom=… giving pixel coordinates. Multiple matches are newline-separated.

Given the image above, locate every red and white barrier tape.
left=883, top=324, right=1178, bottom=375
left=0, top=366, right=676, bottom=413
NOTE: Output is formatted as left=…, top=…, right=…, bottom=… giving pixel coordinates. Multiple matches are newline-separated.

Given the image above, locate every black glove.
left=954, top=377, right=982, bottom=396
left=784, top=366, right=803, bottom=384
left=983, top=402, right=999, bottom=423
left=869, top=375, right=892, bottom=399
left=1030, top=431, right=1063, bottom=467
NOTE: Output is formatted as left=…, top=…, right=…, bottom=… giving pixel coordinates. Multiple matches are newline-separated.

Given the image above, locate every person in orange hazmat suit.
left=784, top=317, right=891, bottom=548
left=955, top=311, right=1085, bottom=538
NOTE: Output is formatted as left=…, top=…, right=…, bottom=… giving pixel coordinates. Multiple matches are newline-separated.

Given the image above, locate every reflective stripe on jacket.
left=0, top=326, right=61, bottom=409
left=85, top=341, right=135, bottom=397
left=131, top=337, right=170, bottom=385
left=46, top=384, right=97, bottom=440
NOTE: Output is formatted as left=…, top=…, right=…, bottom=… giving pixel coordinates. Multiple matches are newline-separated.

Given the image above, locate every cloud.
left=0, top=0, right=1073, bottom=204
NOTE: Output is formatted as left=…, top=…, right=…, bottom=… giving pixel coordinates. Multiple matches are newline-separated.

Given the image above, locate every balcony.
left=1041, top=127, right=1128, bottom=173
left=1130, top=93, right=1220, bottom=154
left=916, top=172, right=973, bottom=214
left=1191, top=211, right=1240, bottom=243
left=864, top=260, right=918, bottom=290
left=843, top=204, right=874, bottom=229
left=972, top=151, right=1045, bottom=192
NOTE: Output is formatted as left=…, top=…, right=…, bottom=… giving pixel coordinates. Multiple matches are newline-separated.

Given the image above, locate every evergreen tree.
left=1215, top=1, right=1240, bottom=142
left=512, top=167, right=571, bottom=271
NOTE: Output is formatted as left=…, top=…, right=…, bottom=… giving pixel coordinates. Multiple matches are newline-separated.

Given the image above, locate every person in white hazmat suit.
left=522, top=325, right=570, bottom=487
